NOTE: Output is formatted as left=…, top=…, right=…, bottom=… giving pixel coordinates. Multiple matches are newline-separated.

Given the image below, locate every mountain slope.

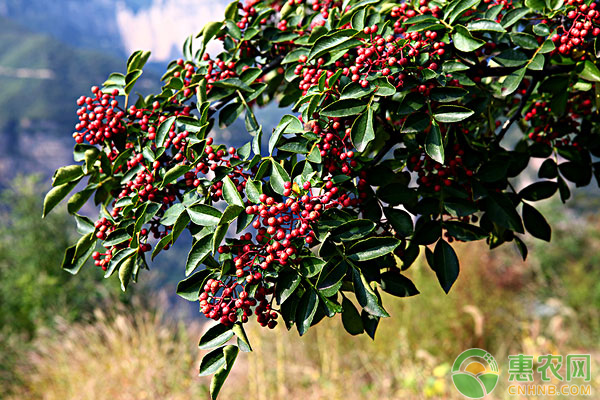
left=0, top=17, right=156, bottom=132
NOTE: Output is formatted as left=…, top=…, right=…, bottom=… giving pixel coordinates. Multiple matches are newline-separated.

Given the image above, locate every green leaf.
left=161, top=203, right=186, bottom=226
left=296, top=288, right=319, bottom=336
left=533, top=23, right=550, bottom=36
left=269, top=115, right=304, bottom=155
left=501, top=7, right=530, bottom=28
left=127, top=50, right=151, bottom=72
left=528, top=53, right=545, bottom=71
left=340, top=82, right=374, bottom=99
left=538, top=159, right=558, bottom=179
left=522, top=202, right=551, bottom=241
left=245, top=179, right=262, bottom=203
left=579, top=60, right=600, bottom=82
left=270, top=159, right=291, bottom=195
left=42, top=179, right=80, bottom=217
left=308, top=29, right=362, bottom=61
left=383, top=208, right=413, bottom=237
left=330, top=219, right=376, bottom=242
left=351, top=7, right=366, bottom=30
left=372, top=77, right=396, bottom=96
left=162, top=164, right=190, bottom=187
left=300, top=257, right=326, bottom=278
left=361, top=310, right=380, bottom=339
left=276, top=269, right=301, bottom=304
left=466, top=19, right=506, bottom=32
left=431, top=239, right=460, bottom=294
left=198, top=324, right=234, bottom=350
left=118, top=254, right=136, bottom=292
left=350, top=107, right=375, bottom=152
left=212, top=78, right=254, bottom=92
left=61, top=244, right=94, bottom=275
left=321, top=99, right=367, bottom=117
left=452, top=25, right=485, bottom=52
left=433, top=105, right=474, bottom=123
left=156, top=116, right=176, bottom=148
left=347, top=237, right=401, bottom=261
left=444, top=221, right=487, bottom=241
left=316, top=260, right=347, bottom=296
left=493, top=49, right=529, bottom=67
left=511, top=32, right=538, bottom=50
left=74, top=214, right=95, bottom=235
left=380, top=272, right=420, bottom=297
left=103, top=228, right=131, bottom=247
left=429, top=86, right=468, bottom=102
left=67, top=187, right=94, bottom=214
left=222, top=175, right=244, bottom=207
left=199, top=347, right=226, bottom=377
left=212, top=224, right=228, bottom=255
left=124, top=69, right=143, bottom=95
left=485, top=192, right=524, bottom=233
left=351, top=268, right=389, bottom=317
left=200, top=21, right=223, bottom=47
left=185, top=233, right=213, bottom=276
left=446, top=0, right=481, bottom=24
left=525, top=0, right=546, bottom=10
left=210, top=345, right=239, bottom=400
left=219, top=205, right=244, bottom=225
left=341, top=297, right=364, bottom=335
left=232, top=323, right=252, bottom=352
left=425, top=122, right=444, bottom=164
left=224, top=1, right=239, bottom=19
left=519, top=181, right=557, bottom=201
left=501, top=67, right=526, bottom=96
left=177, top=270, right=210, bottom=301
left=52, top=165, right=84, bottom=186
left=133, top=202, right=161, bottom=234
left=188, top=204, right=222, bottom=227
left=104, top=248, right=136, bottom=278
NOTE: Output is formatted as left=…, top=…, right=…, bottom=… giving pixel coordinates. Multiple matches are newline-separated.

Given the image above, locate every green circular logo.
left=451, top=349, right=499, bottom=399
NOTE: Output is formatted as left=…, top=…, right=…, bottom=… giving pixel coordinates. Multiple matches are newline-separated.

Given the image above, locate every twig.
left=495, top=76, right=539, bottom=144
left=370, top=140, right=397, bottom=165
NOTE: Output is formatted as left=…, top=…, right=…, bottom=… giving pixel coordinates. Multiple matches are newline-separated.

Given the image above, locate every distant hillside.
left=0, top=17, right=156, bottom=133
left=0, top=0, right=145, bottom=55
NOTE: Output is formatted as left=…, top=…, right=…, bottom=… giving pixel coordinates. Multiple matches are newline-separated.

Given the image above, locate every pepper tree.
left=44, top=0, right=600, bottom=397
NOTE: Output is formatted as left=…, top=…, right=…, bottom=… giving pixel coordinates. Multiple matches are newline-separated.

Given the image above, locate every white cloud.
left=116, top=0, right=226, bottom=62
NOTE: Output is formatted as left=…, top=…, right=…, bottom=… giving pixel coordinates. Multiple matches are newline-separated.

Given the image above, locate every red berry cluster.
left=524, top=96, right=588, bottom=149
left=199, top=279, right=278, bottom=328
left=391, top=2, right=442, bottom=32
left=183, top=138, right=250, bottom=202
left=551, top=1, right=600, bottom=55
left=409, top=144, right=473, bottom=192
left=74, top=87, right=125, bottom=145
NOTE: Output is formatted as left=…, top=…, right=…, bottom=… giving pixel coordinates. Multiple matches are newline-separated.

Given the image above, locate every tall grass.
left=9, top=301, right=209, bottom=400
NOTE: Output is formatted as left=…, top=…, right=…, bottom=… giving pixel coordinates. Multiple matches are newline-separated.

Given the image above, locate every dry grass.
left=9, top=305, right=209, bottom=400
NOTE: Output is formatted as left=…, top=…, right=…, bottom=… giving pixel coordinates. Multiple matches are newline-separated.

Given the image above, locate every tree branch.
left=494, top=75, right=539, bottom=144
left=467, top=62, right=575, bottom=78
